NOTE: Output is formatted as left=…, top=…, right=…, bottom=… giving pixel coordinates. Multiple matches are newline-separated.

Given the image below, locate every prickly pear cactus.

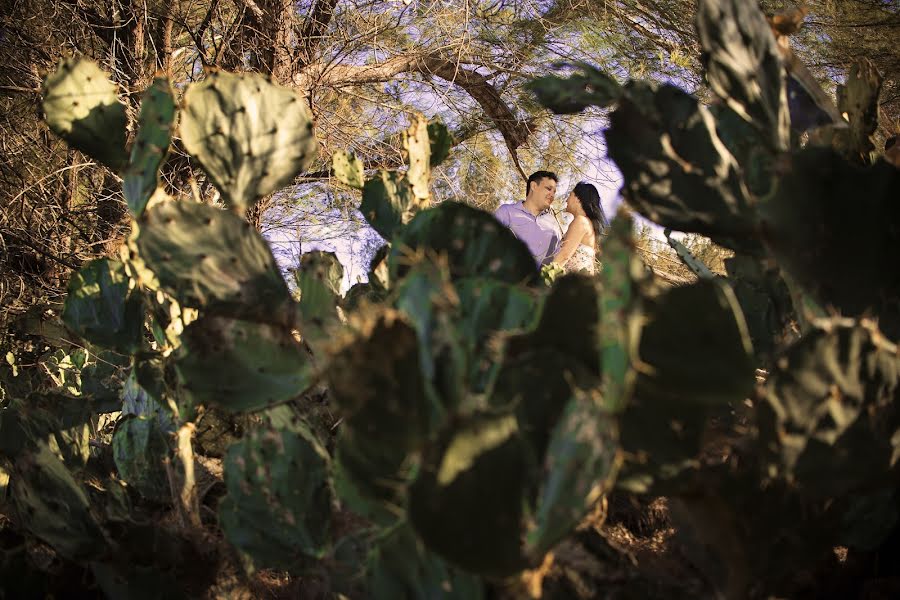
left=295, top=250, right=343, bottom=333
left=219, top=420, right=334, bottom=571
left=332, top=150, right=365, bottom=189
left=112, top=415, right=172, bottom=503
left=404, top=116, right=431, bottom=204
left=174, top=315, right=313, bottom=414
left=179, top=70, right=318, bottom=214
left=426, top=121, right=453, bottom=167
left=366, top=524, right=485, bottom=599
left=526, top=394, right=619, bottom=554
left=135, top=200, right=295, bottom=326
left=124, top=77, right=176, bottom=217
left=527, top=62, right=623, bottom=114
left=408, top=412, right=533, bottom=577
left=696, top=0, right=790, bottom=151
left=327, top=311, right=430, bottom=521
left=389, top=201, right=538, bottom=284
left=42, top=57, right=127, bottom=170
left=62, top=258, right=144, bottom=354
left=10, top=442, right=108, bottom=561
left=360, top=171, right=414, bottom=239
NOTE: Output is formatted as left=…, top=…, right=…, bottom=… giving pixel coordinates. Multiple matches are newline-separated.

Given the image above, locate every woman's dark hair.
left=572, top=182, right=608, bottom=241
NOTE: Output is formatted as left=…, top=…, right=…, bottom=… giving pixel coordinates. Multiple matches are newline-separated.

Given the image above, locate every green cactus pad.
left=393, top=265, right=468, bottom=414
left=427, top=121, right=453, bottom=167
left=174, top=315, right=313, bottom=413
left=492, top=348, right=587, bottom=466
left=62, top=258, right=144, bottom=354
left=11, top=442, right=107, bottom=560
left=42, top=57, right=127, bottom=170
left=333, top=429, right=412, bottom=526
left=454, top=278, right=537, bottom=391
left=180, top=70, right=318, bottom=213
left=635, top=279, right=755, bottom=405
left=598, top=213, right=650, bottom=413
left=367, top=524, right=485, bottom=599
left=526, top=396, right=619, bottom=555
left=506, top=273, right=599, bottom=375
left=327, top=310, right=430, bottom=445
left=408, top=412, right=533, bottom=577
left=615, top=383, right=716, bottom=495
left=135, top=200, right=294, bottom=325
left=360, top=170, right=414, bottom=239
left=606, top=81, right=757, bottom=251
left=390, top=201, right=538, bottom=284
left=711, top=103, right=778, bottom=197
left=341, top=281, right=388, bottom=312
left=759, top=322, right=900, bottom=498
left=327, top=309, right=431, bottom=517
left=124, top=77, right=176, bottom=217
left=528, top=62, right=623, bottom=114
left=760, top=148, right=900, bottom=339
left=696, top=0, right=789, bottom=151
left=295, top=250, right=343, bottom=333
left=665, top=231, right=716, bottom=280
left=404, top=116, right=431, bottom=203
left=112, top=415, right=172, bottom=502
left=408, top=415, right=534, bottom=575
left=836, top=59, right=883, bottom=163
left=332, top=150, right=365, bottom=189
left=219, top=421, right=333, bottom=570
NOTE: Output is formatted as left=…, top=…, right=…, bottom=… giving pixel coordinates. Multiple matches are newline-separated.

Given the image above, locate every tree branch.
left=296, top=53, right=533, bottom=154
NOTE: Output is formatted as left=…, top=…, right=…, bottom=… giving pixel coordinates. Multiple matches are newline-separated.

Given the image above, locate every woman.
left=552, top=182, right=608, bottom=275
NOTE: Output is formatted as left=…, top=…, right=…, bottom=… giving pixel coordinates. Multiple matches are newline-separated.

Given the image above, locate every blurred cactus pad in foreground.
left=2, top=0, right=900, bottom=598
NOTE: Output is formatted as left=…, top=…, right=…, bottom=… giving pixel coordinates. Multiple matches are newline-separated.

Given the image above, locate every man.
left=494, top=170, right=562, bottom=266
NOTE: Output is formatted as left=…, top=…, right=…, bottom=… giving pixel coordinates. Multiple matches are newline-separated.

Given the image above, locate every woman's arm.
left=552, top=216, right=590, bottom=266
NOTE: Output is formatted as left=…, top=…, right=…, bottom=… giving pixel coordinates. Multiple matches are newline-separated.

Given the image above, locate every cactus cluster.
left=3, top=0, right=898, bottom=596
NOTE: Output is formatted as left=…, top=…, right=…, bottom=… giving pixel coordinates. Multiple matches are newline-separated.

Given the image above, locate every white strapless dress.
left=565, top=244, right=596, bottom=275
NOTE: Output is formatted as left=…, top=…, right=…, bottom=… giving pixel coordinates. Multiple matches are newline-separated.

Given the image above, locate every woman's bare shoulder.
left=571, top=215, right=592, bottom=229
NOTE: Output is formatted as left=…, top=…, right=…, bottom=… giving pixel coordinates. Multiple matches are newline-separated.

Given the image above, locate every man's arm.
left=494, top=204, right=511, bottom=228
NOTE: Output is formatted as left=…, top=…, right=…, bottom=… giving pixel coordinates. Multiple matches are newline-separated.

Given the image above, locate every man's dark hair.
left=526, top=170, right=558, bottom=197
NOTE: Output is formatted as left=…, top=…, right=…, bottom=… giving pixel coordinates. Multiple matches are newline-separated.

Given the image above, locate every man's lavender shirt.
left=494, top=202, right=561, bottom=266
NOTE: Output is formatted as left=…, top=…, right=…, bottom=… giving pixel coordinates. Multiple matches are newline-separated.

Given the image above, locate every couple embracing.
left=494, top=171, right=607, bottom=275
